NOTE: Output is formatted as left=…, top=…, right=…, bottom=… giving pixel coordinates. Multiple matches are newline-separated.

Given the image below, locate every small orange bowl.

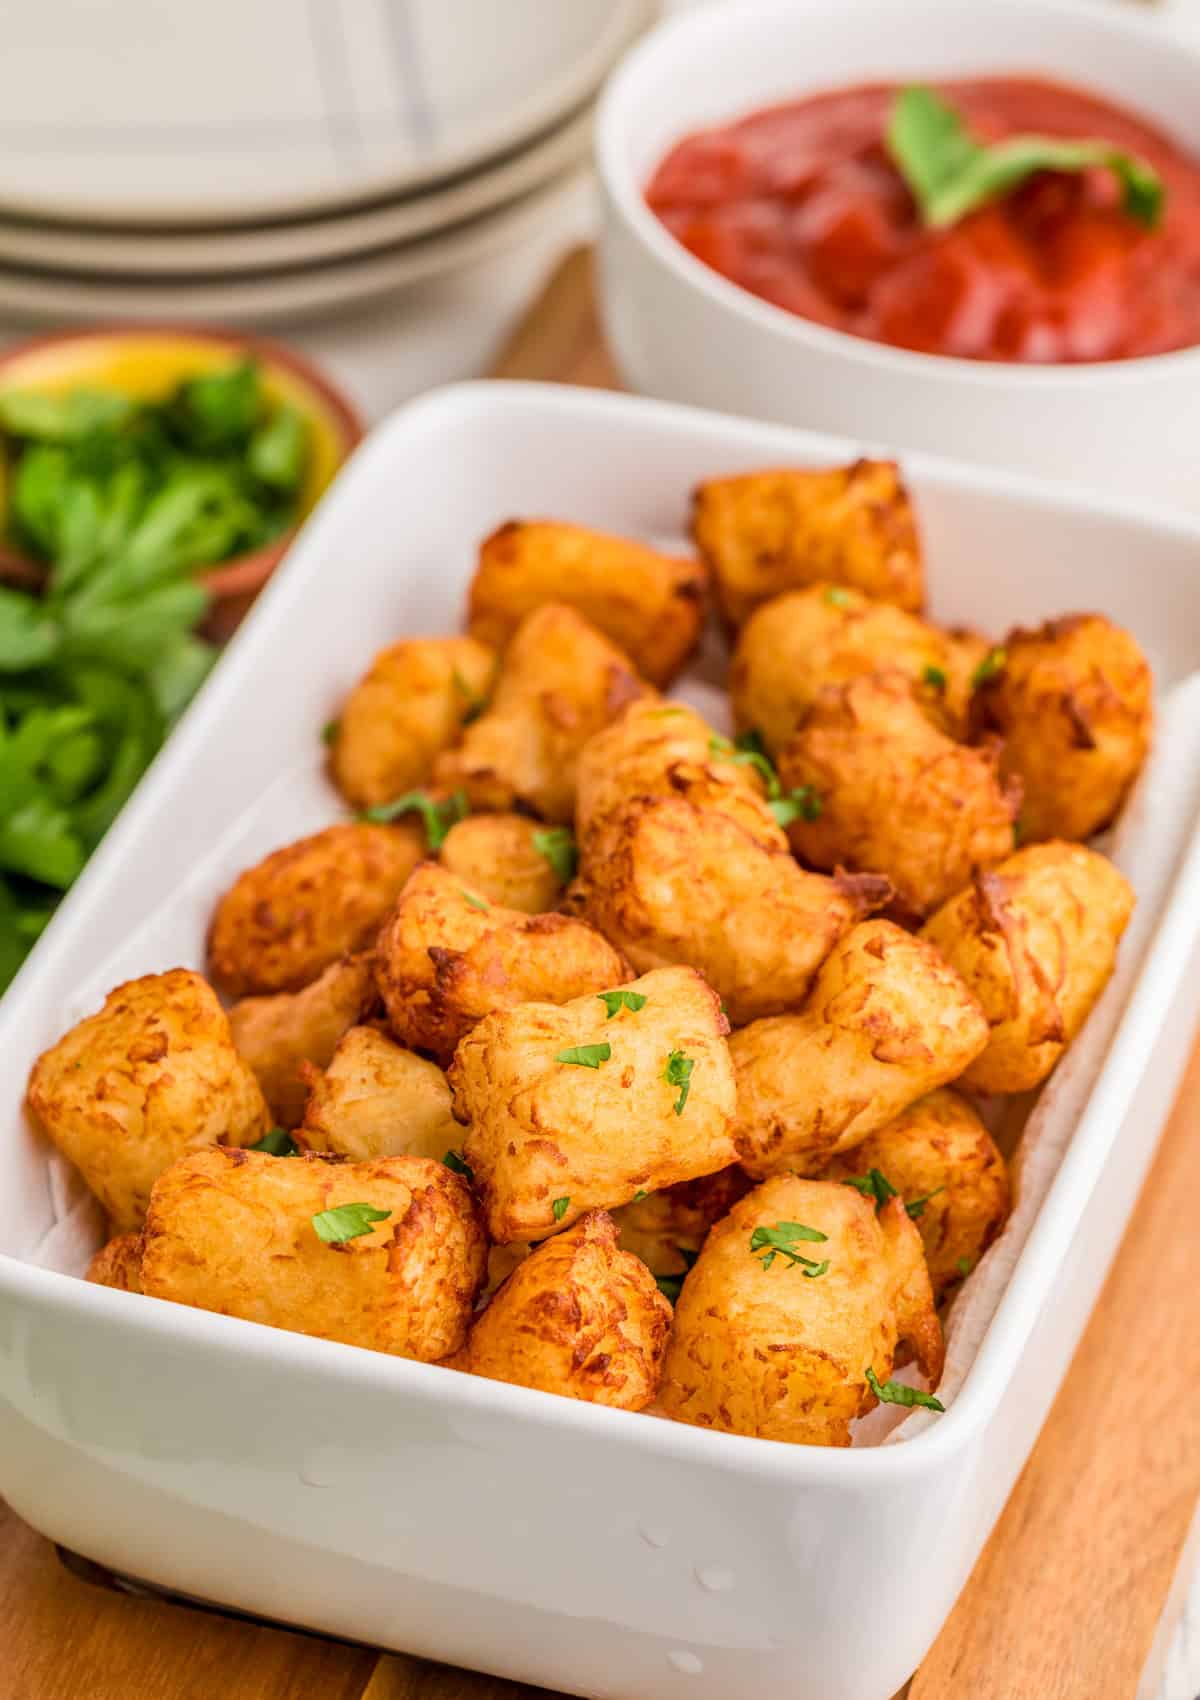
left=0, top=326, right=364, bottom=630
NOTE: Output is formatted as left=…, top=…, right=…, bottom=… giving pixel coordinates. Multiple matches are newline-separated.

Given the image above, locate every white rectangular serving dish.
left=2, top=382, right=1200, bottom=1700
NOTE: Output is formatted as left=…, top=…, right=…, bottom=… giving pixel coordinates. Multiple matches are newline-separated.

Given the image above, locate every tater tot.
left=658, top=1177, right=943, bottom=1445
left=778, top=671, right=1021, bottom=919
left=27, top=969, right=270, bottom=1233
left=208, top=822, right=425, bottom=998
left=730, top=585, right=979, bottom=753
left=610, top=1165, right=752, bottom=1288
left=450, top=965, right=739, bottom=1243
left=468, top=520, right=706, bottom=688
left=329, top=635, right=497, bottom=811
left=433, top=603, right=655, bottom=824
left=228, top=953, right=379, bottom=1127
left=298, top=1025, right=458, bottom=1163
left=86, top=1232, right=144, bottom=1293
left=574, top=698, right=770, bottom=841
left=577, top=794, right=890, bottom=1026
left=438, top=812, right=567, bottom=914
left=921, top=841, right=1134, bottom=1094
left=691, top=460, right=924, bottom=629
left=141, top=1147, right=486, bottom=1361
left=375, top=861, right=630, bottom=1063
left=972, top=614, right=1152, bottom=843
left=821, top=1088, right=1010, bottom=1300
left=732, top=920, right=989, bottom=1178
left=458, top=1211, right=672, bottom=1410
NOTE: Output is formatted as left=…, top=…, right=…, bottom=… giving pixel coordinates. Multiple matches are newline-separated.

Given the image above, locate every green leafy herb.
left=533, top=824, right=578, bottom=883
left=247, top=404, right=307, bottom=493
left=823, top=586, right=852, bottom=607
left=249, top=1127, right=298, bottom=1157
left=749, top=1220, right=830, bottom=1273
left=770, top=787, right=823, bottom=827
left=865, top=1364, right=945, bottom=1412
left=555, top=1043, right=611, bottom=1069
left=904, top=1187, right=945, bottom=1222
left=647, top=705, right=687, bottom=717
left=654, top=1246, right=699, bottom=1303
left=552, top=1195, right=570, bottom=1222
left=452, top=667, right=486, bottom=725
left=662, top=1049, right=694, bottom=1115
left=631, top=1189, right=649, bottom=1204
left=597, top=988, right=647, bottom=1019
left=972, top=646, right=1008, bottom=688
left=922, top=665, right=947, bottom=691
left=956, top=1254, right=975, bottom=1279
left=311, top=1202, right=392, bottom=1244
left=360, top=787, right=468, bottom=850
left=461, top=888, right=489, bottom=912
left=709, top=730, right=780, bottom=796
left=887, top=85, right=1164, bottom=232
left=443, top=1149, right=474, bottom=1182
left=321, top=718, right=339, bottom=746
left=842, top=1168, right=900, bottom=1209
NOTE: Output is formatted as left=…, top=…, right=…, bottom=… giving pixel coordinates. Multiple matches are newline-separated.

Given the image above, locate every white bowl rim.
left=596, top=0, right=1200, bottom=388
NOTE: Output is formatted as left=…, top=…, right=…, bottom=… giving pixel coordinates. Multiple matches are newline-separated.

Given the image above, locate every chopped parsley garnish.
left=709, top=730, right=778, bottom=795
left=555, top=1043, right=611, bottom=1069
left=361, top=787, right=468, bottom=850
left=654, top=1246, right=699, bottom=1303
left=321, top=718, right=340, bottom=746
left=662, top=1050, right=694, bottom=1115
left=842, top=1168, right=898, bottom=1208
left=922, top=665, right=947, bottom=691
left=311, top=1202, right=392, bottom=1244
left=823, top=586, right=852, bottom=607
left=631, top=1189, right=649, bottom=1204
left=865, top=1365, right=945, bottom=1412
left=598, top=988, right=647, bottom=1019
left=460, top=888, right=489, bottom=911
left=904, top=1187, right=945, bottom=1221
left=749, top=1220, right=829, bottom=1273
left=452, top=667, right=486, bottom=724
left=443, top=1149, right=474, bottom=1182
left=972, top=646, right=1008, bottom=688
left=956, top=1254, right=975, bottom=1278
left=770, top=786, right=823, bottom=827
left=533, top=825, right=578, bottom=883
left=249, top=1127, right=297, bottom=1157
left=551, top=1195, right=570, bottom=1222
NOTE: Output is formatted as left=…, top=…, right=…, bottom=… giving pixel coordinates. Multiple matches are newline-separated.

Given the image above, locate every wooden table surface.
left=5, top=246, right=1199, bottom=1700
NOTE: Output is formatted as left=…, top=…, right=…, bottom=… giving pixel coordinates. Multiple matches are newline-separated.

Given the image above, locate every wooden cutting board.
left=6, top=245, right=1200, bottom=1700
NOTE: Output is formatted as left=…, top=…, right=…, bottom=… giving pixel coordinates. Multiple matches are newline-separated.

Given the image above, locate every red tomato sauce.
left=645, top=78, right=1200, bottom=363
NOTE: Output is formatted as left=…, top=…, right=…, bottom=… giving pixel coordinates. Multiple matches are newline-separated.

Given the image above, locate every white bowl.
left=596, top=0, right=1200, bottom=509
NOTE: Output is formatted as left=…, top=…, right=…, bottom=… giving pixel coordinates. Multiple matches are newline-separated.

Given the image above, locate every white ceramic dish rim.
left=3, top=378, right=1198, bottom=1489
left=595, top=0, right=1200, bottom=389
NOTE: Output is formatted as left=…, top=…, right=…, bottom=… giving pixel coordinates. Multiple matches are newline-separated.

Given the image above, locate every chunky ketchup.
left=646, top=78, right=1200, bottom=363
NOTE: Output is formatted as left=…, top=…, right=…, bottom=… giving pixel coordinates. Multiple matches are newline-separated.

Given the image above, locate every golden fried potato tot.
left=141, top=1147, right=486, bottom=1361
left=921, top=841, right=1134, bottom=1095
left=329, top=635, right=496, bottom=810
left=692, top=460, right=924, bottom=629
left=433, top=603, right=655, bottom=823
left=375, top=861, right=630, bottom=1063
left=658, top=1176, right=943, bottom=1445
left=821, top=1088, right=1010, bottom=1300
left=576, top=794, right=890, bottom=1026
left=574, top=697, right=772, bottom=842
left=731, top=920, right=989, bottom=1178
left=228, top=953, right=378, bottom=1127
left=973, top=614, right=1152, bottom=843
left=298, top=1025, right=458, bottom=1163
left=27, top=969, right=270, bottom=1234
left=86, top=1232, right=144, bottom=1293
left=450, top=965, right=738, bottom=1243
left=778, top=671, right=1021, bottom=919
left=468, top=520, right=706, bottom=688
left=208, top=822, right=425, bottom=999
left=438, top=812, right=566, bottom=914
left=458, top=1211, right=672, bottom=1409
left=730, top=584, right=979, bottom=753
left=611, top=1165, right=752, bottom=1286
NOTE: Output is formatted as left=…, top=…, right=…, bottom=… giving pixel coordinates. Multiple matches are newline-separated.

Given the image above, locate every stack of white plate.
left=0, top=0, right=651, bottom=325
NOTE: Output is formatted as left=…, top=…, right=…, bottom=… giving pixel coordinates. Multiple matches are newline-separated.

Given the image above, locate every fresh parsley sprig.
left=709, top=730, right=822, bottom=825
left=249, top=1127, right=297, bottom=1156
left=865, top=1365, right=945, bottom=1413
left=360, top=787, right=468, bottom=851
left=749, top=1220, right=829, bottom=1275
left=442, top=1149, right=474, bottom=1182
left=556, top=1043, right=611, bottom=1069
left=598, top=988, right=647, bottom=1019
left=533, top=825, right=578, bottom=883
left=663, top=1050, right=694, bottom=1115
left=552, top=1195, right=571, bottom=1222
left=311, top=1202, right=392, bottom=1244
